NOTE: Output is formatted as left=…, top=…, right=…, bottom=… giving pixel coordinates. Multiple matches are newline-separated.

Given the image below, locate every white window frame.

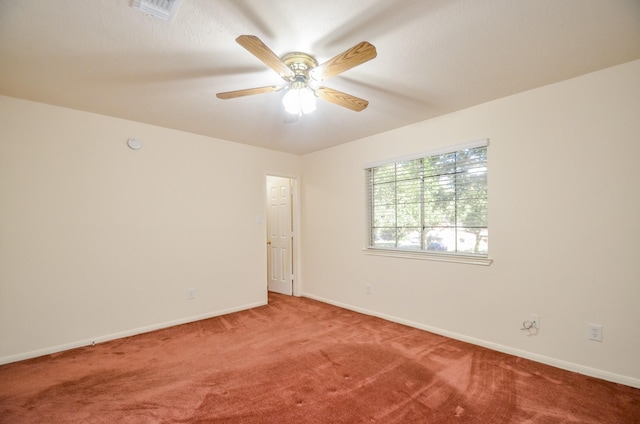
left=363, top=139, right=492, bottom=266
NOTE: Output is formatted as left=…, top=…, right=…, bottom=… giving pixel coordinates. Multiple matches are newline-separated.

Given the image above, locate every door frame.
left=265, top=173, right=301, bottom=296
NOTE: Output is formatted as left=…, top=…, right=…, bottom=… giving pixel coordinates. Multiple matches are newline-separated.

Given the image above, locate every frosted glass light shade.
left=283, top=87, right=317, bottom=115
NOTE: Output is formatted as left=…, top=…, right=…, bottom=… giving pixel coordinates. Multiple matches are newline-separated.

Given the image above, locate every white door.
left=266, top=176, right=293, bottom=295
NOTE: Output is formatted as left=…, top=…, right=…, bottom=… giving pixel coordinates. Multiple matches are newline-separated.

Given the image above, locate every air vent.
left=132, top=0, right=182, bottom=21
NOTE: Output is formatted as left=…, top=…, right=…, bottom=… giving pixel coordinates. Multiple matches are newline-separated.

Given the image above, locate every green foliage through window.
left=366, top=144, right=488, bottom=256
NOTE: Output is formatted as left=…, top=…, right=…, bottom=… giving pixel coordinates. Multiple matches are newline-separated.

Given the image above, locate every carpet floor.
left=1, top=293, right=639, bottom=423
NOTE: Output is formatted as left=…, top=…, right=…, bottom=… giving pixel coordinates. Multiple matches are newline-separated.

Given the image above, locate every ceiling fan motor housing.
left=282, top=52, right=317, bottom=85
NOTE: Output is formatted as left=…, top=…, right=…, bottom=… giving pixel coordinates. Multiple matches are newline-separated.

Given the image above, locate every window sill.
left=363, top=248, right=493, bottom=266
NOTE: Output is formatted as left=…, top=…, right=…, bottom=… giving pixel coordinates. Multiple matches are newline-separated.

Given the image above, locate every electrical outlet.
left=588, top=323, right=603, bottom=342
left=530, top=313, right=540, bottom=329
left=366, top=284, right=372, bottom=295
left=187, top=288, right=196, bottom=300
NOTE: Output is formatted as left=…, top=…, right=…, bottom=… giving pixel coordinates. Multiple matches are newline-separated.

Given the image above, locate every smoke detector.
left=132, top=0, right=182, bottom=21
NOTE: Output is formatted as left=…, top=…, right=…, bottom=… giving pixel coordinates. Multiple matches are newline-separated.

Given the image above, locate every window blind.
left=366, top=143, right=488, bottom=256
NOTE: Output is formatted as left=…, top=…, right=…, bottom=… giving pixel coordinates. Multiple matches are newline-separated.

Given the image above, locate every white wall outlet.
left=588, top=323, right=603, bottom=342
left=187, top=288, right=196, bottom=300
left=366, top=284, right=372, bottom=295
left=530, top=313, right=540, bottom=329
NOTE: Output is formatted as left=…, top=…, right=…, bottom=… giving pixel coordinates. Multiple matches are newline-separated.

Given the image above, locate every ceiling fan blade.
left=216, top=85, right=282, bottom=99
left=236, top=35, right=294, bottom=79
left=310, top=41, right=377, bottom=82
left=315, top=87, right=369, bottom=112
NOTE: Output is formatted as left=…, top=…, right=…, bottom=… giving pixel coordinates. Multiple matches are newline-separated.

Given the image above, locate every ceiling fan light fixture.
left=282, top=86, right=316, bottom=116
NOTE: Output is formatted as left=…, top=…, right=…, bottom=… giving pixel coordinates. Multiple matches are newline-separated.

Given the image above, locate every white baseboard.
left=0, top=300, right=266, bottom=366
left=302, top=293, right=640, bottom=389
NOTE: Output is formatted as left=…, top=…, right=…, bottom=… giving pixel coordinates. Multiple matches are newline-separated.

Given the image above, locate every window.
left=365, top=141, right=488, bottom=259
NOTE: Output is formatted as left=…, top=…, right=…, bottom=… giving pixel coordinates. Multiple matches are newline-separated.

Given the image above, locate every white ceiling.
left=1, top=0, right=639, bottom=155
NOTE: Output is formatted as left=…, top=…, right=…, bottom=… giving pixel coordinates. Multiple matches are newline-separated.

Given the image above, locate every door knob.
left=267, top=240, right=272, bottom=245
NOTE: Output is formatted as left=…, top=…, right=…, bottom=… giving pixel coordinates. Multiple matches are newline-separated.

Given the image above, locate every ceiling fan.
left=216, top=35, right=377, bottom=115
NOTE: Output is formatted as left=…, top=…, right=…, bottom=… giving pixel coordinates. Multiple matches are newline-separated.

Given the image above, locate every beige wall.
left=0, top=96, right=301, bottom=362
left=2, top=60, right=639, bottom=388
left=301, top=60, right=640, bottom=387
